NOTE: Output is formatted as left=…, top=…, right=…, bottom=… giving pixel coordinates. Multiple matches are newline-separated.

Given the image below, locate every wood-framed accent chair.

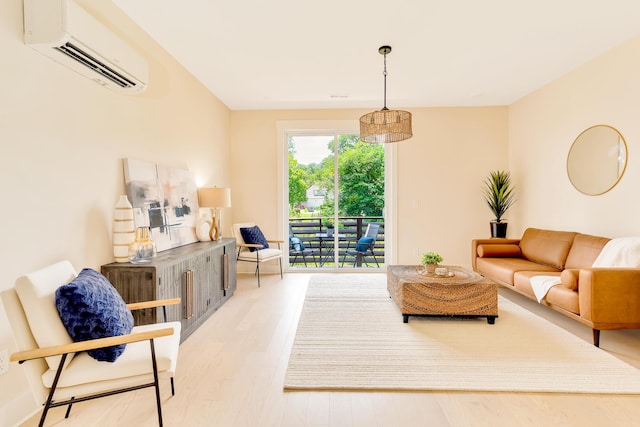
left=232, top=222, right=283, bottom=287
left=1, top=260, right=181, bottom=427
left=341, top=223, right=381, bottom=267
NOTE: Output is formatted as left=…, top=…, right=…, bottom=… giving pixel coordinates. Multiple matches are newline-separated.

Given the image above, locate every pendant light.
left=359, top=45, right=412, bottom=143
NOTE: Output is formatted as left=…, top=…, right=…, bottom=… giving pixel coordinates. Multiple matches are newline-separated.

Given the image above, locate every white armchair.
left=232, top=222, right=283, bottom=286
left=1, top=260, right=181, bottom=426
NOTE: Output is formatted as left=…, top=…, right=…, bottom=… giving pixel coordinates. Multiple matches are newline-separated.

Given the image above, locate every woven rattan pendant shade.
left=359, top=45, right=412, bottom=143
left=360, top=108, right=412, bottom=143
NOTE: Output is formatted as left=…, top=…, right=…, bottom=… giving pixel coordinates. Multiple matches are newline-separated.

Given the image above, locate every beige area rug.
left=284, top=274, right=640, bottom=393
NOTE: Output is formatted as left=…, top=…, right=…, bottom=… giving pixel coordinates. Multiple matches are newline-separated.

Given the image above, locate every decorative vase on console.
left=196, top=212, right=213, bottom=242
left=113, top=195, right=136, bottom=263
left=128, top=226, right=157, bottom=264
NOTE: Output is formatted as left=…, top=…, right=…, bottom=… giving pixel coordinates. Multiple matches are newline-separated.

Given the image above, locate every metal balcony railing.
left=289, top=217, right=385, bottom=268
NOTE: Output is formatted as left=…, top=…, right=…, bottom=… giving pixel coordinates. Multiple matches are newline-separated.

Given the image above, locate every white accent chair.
left=1, top=260, right=181, bottom=427
left=232, top=222, right=283, bottom=286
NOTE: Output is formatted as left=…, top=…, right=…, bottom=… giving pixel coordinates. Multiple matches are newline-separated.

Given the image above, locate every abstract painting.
left=124, top=158, right=199, bottom=252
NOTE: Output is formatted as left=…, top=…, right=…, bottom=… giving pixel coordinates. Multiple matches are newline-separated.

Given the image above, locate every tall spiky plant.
left=483, top=170, right=516, bottom=223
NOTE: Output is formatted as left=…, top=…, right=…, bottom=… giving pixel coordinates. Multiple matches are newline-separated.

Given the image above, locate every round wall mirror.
left=567, top=125, right=627, bottom=195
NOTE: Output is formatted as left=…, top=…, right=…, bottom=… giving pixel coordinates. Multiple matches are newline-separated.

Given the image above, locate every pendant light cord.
left=382, top=52, right=388, bottom=111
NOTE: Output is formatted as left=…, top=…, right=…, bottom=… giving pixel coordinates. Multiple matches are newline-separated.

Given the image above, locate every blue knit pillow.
left=355, top=237, right=374, bottom=252
left=240, top=226, right=269, bottom=252
left=55, top=268, right=134, bottom=362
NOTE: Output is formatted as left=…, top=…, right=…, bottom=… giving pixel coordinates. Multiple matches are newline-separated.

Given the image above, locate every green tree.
left=328, top=134, right=358, bottom=154
left=288, top=153, right=308, bottom=213
left=337, top=141, right=384, bottom=216
left=288, top=134, right=385, bottom=221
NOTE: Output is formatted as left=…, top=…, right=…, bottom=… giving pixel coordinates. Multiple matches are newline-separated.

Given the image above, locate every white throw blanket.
left=530, top=236, right=640, bottom=303
left=530, top=276, right=561, bottom=303
left=592, top=237, right=640, bottom=267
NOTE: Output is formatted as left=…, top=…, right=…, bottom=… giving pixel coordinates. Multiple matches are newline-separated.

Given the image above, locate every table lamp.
left=197, top=187, right=231, bottom=240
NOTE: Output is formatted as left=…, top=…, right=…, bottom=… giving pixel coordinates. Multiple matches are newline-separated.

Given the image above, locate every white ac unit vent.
left=23, top=0, right=148, bottom=94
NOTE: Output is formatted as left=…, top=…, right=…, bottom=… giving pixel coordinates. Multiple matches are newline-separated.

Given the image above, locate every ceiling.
left=112, top=0, right=640, bottom=111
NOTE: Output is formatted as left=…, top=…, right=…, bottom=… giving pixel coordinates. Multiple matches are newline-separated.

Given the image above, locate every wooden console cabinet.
left=101, top=238, right=237, bottom=342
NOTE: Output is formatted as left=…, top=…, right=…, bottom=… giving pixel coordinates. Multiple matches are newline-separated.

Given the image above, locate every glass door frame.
left=276, top=120, right=397, bottom=272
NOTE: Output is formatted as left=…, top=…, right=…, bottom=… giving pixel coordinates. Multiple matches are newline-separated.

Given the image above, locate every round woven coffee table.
left=387, top=265, right=498, bottom=324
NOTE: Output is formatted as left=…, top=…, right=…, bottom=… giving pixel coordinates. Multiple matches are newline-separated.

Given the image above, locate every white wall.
left=0, top=1, right=231, bottom=425
left=508, top=34, right=640, bottom=238
left=230, top=107, right=508, bottom=271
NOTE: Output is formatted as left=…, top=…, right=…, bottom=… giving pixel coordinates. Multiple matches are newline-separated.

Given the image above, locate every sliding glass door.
left=287, top=132, right=385, bottom=270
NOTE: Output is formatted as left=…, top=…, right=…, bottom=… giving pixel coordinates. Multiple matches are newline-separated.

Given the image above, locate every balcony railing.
left=289, top=217, right=385, bottom=268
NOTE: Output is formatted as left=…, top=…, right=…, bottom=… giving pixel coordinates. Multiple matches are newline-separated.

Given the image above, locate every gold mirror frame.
left=567, top=125, right=627, bottom=196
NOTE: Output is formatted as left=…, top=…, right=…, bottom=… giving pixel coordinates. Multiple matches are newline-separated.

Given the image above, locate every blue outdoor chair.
left=289, top=225, right=318, bottom=267
left=341, top=223, right=380, bottom=267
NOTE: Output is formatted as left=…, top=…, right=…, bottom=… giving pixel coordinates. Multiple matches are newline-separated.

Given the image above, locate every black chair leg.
left=368, top=247, right=379, bottom=268
left=65, top=398, right=74, bottom=419
left=171, top=377, right=175, bottom=396
left=256, top=252, right=261, bottom=287
left=39, top=353, right=68, bottom=427
left=149, top=339, right=164, bottom=427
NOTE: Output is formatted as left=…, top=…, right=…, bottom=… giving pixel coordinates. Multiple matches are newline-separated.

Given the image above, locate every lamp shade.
left=198, top=187, right=231, bottom=208
left=359, top=109, right=412, bottom=143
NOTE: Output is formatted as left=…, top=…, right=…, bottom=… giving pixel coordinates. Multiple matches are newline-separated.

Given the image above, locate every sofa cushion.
left=476, top=257, right=559, bottom=286
left=55, top=268, right=134, bottom=362
left=545, top=285, right=580, bottom=314
left=514, top=270, right=562, bottom=296
left=564, top=233, right=610, bottom=269
left=237, top=247, right=282, bottom=262
left=477, top=244, right=522, bottom=258
left=519, top=228, right=577, bottom=269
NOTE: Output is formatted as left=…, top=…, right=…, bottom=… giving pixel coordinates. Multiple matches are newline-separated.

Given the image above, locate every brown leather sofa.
left=472, top=228, right=640, bottom=347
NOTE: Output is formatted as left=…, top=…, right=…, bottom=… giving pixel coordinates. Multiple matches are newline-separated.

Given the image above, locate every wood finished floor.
left=22, top=272, right=640, bottom=427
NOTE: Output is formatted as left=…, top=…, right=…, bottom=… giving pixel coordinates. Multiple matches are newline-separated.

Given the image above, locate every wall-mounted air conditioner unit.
left=23, top=0, right=148, bottom=94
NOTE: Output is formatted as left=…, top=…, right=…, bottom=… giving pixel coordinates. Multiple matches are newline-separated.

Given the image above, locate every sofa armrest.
left=578, top=268, right=640, bottom=324
left=471, top=238, right=521, bottom=271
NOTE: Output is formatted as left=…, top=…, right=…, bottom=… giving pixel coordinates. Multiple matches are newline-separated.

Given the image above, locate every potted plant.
left=323, top=218, right=335, bottom=236
left=482, top=170, right=516, bottom=238
left=421, top=251, right=443, bottom=274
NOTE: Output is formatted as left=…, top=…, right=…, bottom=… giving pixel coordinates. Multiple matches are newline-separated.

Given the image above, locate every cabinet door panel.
left=101, top=266, right=156, bottom=325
